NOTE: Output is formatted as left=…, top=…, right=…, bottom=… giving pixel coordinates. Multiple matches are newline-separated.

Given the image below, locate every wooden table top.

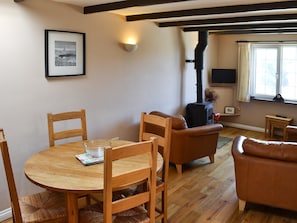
left=24, top=139, right=163, bottom=193
left=265, top=115, right=293, bottom=122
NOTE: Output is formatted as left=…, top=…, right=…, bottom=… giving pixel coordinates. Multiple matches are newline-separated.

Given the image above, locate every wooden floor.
left=2, top=127, right=297, bottom=223
left=165, top=127, right=297, bottom=223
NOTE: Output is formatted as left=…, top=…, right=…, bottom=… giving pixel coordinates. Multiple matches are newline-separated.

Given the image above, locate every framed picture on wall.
left=45, top=30, right=86, bottom=77
left=224, top=106, right=235, bottom=114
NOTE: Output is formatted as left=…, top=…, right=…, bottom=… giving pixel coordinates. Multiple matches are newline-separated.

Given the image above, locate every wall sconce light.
left=121, top=37, right=138, bottom=52
left=122, top=43, right=138, bottom=52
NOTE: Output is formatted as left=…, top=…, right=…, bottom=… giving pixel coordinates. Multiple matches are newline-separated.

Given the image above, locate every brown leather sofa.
left=232, top=135, right=297, bottom=212
left=148, top=111, right=223, bottom=174
left=285, top=125, right=297, bottom=142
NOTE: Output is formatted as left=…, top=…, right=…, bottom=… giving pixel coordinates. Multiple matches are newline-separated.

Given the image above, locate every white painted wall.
left=0, top=0, right=197, bottom=212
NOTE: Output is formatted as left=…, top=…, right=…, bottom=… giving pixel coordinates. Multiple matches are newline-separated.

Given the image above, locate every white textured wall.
left=0, top=0, right=197, bottom=212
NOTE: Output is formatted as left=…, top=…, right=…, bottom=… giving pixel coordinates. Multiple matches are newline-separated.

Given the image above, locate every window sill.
left=250, top=97, right=297, bottom=105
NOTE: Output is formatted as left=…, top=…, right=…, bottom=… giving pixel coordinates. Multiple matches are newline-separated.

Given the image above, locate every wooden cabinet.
left=265, top=115, right=293, bottom=140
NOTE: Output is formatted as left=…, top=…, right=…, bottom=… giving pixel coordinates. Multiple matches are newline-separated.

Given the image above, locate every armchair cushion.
left=243, top=138, right=297, bottom=162
left=150, top=111, right=187, bottom=130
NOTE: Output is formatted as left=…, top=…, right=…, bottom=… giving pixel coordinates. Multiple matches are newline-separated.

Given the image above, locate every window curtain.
left=237, top=42, right=251, bottom=102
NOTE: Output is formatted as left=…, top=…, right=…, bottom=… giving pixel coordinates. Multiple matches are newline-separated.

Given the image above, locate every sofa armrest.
left=173, top=123, right=223, bottom=137
left=286, top=125, right=297, bottom=131
left=286, top=125, right=297, bottom=142
left=232, top=136, right=246, bottom=155
left=169, top=123, right=223, bottom=165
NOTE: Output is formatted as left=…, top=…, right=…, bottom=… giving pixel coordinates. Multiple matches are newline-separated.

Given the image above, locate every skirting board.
left=0, top=208, right=12, bottom=221
left=219, top=121, right=265, bottom=133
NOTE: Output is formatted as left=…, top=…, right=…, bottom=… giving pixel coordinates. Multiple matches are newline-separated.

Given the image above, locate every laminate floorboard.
left=2, top=127, right=297, bottom=223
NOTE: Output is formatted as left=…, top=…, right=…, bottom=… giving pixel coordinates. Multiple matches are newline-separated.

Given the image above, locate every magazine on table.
left=75, top=153, right=104, bottom=166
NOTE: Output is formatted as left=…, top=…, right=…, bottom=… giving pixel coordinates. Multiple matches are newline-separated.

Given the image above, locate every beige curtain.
left=237, top=42, right=251, bottom=102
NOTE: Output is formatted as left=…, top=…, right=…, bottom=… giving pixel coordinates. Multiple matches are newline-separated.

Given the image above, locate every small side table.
left=265, top=115, right=293, bottom=140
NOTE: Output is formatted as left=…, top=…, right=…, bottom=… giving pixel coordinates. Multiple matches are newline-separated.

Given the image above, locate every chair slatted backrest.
left=103, top=138, right=158, bottom=223
left=139, top=112, right=172, bottom=178
left=139, top=112, right=172, bottom=222
left=0, top=130, right=23, bottom=223
left=47, top=109, right=87, bottom=146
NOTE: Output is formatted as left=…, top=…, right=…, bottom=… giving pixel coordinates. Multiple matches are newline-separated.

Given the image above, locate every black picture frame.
left=45, top=30, right=85, bottom=77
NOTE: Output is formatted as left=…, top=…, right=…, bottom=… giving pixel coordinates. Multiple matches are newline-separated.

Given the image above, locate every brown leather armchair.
left=285, top=125, right=297, bottom=142
left=232, top=136, right=297, bottom=212
left=149, top=111, right=223, bottom=174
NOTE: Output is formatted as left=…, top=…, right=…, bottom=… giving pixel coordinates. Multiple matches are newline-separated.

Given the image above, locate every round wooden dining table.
left=24, top=139, right=163, bottom=223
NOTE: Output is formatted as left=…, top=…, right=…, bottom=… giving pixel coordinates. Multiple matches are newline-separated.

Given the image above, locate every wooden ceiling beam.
left=14, top=0, right=24, bottom=2
left=210, top=29, right=297, bottom=35
left=183, top=22, right=297, bottom=32
left=127, top=0, right=297, bottom=21
left=84, top=0, right=192, bottom=14
left=159, top=13, right=297, bottom=27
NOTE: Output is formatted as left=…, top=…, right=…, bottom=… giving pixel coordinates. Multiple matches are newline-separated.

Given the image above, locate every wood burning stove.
left=185, top=31, right=214, bottom=127
left=185, top=102, right=214, bottom=128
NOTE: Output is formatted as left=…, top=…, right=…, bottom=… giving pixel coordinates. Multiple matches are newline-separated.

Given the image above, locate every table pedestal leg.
left=66, top=193, right=78, bottom=223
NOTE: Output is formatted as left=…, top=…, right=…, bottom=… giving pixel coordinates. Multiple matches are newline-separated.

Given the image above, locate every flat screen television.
left=211, top=68, right=236, bottom=84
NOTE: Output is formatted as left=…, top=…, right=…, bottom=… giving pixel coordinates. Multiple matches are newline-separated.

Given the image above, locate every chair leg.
left=155, top=189, right=168, bottom=223
left=209, top=154, right=215, bottom=163
left=175, top=164, right=182, bottom=175
left=162, top=189, right=167, bottom=223
left=239, top=199, right=246, bottom=211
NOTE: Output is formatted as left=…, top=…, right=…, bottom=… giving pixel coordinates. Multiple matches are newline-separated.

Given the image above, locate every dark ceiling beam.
left=14, top=0, right=24, bottom=2
left=159, top=13, right=297, bottom=27
left=84, top=0, right=192, bottom=14
left=210, top=29, right=297, bottom=35
left=126, top=0, right=297, bottom=21
left=183, top=22, right=297, bottom=32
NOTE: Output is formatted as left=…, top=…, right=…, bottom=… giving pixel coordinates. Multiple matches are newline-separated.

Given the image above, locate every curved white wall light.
left=123, top=43, right=138, bottom=52
left=121, top=37, right=138, bottom=52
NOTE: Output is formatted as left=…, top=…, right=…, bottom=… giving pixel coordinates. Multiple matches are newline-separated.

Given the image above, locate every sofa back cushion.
left=243, top=138, right=297, bottom=163
left=149, top=111, right=187, bottom=130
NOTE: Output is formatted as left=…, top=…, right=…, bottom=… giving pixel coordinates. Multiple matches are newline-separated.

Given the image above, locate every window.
left=250, top=44, right=297, bottom=102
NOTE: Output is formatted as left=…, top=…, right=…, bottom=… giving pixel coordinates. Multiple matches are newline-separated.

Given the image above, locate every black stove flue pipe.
left=194, top=31, right=208, bottom=103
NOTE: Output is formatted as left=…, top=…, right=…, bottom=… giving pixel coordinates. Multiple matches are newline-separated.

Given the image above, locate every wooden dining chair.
left=47, top=109, right=87, bottom=146
left=0, top=128, right=4, bottom=140
left=139, top=112, right=172, bottom=223
left=0, top=130, right=66, bottom=223
left=47, top=109, right=100, bottom=204
left=47, top=109, right=97, bottom=205
left=79, top=138, right=158, bottom=223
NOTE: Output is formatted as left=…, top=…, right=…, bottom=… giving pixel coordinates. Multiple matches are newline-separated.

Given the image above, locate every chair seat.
left=120, top=176, right=163, bottom=197
left=79, top=202, right=149, bottom=223
left=20, top=190, right=66, bottom=223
